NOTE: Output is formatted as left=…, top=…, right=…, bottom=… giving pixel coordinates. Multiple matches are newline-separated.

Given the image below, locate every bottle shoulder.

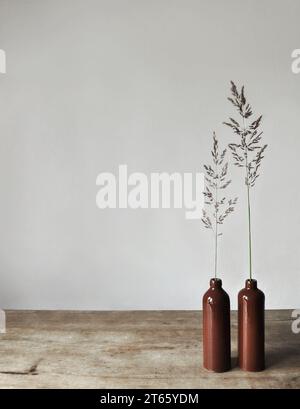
left=238, top=287, right=265, bottom=300
left=203, top=287, right=230, bottom=303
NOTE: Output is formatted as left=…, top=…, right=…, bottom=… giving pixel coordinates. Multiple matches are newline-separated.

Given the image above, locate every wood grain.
left=0, top=310, right=298, bottom=388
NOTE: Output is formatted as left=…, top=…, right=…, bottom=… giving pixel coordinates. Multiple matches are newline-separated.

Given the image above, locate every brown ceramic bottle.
left=203, top=278, right=231, bottom=372
left=238, top=279, right=265, bottom=371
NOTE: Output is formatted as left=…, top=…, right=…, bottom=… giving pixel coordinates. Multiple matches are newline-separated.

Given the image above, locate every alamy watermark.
left=291, top=309, right=300, bottom=334
left=96, top=165, right=204, bottom=219
left=0, top=49, right=6, bottom=74
left=291, top=49, right=300, bottom=74
left=0, top=310, right=6, bottom=334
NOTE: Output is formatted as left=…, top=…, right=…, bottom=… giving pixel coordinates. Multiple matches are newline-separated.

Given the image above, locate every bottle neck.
left=210, top=278, right=222, bottom=289
left=245, top=279, right=257, bottom=289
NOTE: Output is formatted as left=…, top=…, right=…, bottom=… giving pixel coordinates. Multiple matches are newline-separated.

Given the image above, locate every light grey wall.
left=0, top=0, right=299, bottom=310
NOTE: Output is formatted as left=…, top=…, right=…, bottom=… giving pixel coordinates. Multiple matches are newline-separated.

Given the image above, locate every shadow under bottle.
left=203, top=278, right=231, bottom=372
left=238, top=279, right=265, bottom=371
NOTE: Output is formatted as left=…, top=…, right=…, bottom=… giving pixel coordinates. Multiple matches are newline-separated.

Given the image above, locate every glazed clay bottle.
left=203, top=278, right=231, bottom=372
left=238, top=279, right=265, bottom=371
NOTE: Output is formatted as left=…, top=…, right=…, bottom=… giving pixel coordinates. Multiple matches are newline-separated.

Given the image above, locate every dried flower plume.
left=224, top=81, right=267, bottom=187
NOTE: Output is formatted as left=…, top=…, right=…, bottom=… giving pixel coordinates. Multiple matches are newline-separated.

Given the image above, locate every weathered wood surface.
left=0, top=310, right=299, bottom=389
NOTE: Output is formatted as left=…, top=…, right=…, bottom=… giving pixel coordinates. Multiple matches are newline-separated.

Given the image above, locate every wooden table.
left=0, top=310, right=298, bottom=388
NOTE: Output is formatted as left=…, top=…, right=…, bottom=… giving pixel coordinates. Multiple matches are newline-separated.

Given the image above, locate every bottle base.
left=203, top=363, right=231, bottom=373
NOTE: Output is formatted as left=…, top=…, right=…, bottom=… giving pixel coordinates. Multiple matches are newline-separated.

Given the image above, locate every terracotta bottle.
left=203, top=278, right=231, bottom=372
left=238, top=279, right=265, bottom=371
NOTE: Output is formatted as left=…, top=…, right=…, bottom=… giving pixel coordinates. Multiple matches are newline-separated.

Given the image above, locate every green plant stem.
left=214, top=196, right=218, bottom=279
left=214, top=164, right=218, bottom=280
left=243, top=118, right=253, bottom=280
left=245, top=155, right=253, bottom=280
